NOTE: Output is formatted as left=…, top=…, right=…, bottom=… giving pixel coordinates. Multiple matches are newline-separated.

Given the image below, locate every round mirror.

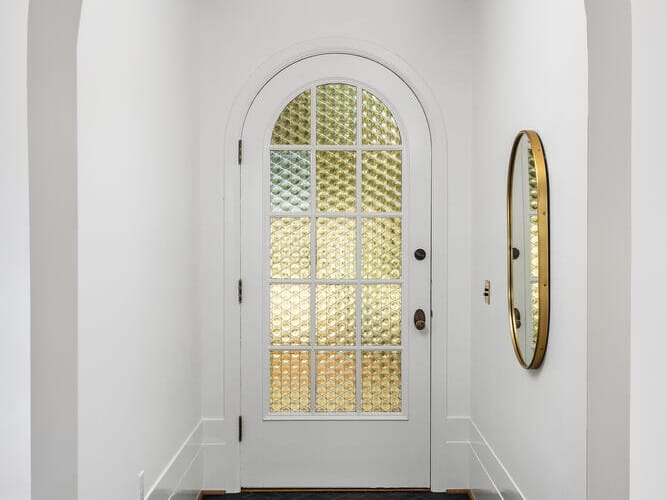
left=507, top=130, right=550, bottom=369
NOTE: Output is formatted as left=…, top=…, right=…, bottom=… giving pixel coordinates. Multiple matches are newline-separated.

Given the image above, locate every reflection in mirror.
left=507, top=131, right=550, bottom=369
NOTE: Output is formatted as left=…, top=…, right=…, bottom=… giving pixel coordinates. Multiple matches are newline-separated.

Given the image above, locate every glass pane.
left=316, top=84, right=357, bottom=145
left=528, top=146, right=538, bottom=211
left=362, top=90, right=401, bottom=145
left=316, top=285, right=356, bottom=346
left=270, top=217, right=311, bottom=279
left=362, top=151, right=402, bottom=213
left=530, top=215, right=539, bottom=278
left=270, top=151, right=311, bottom=212
left=316, top=151, right=357, bottom=212
left=362, top=285, right=401, bottom=346
left=362, top=217, right=402, bottom=279
left=361, top=351, right=401, bottom=412
left=271, top=90, right=311, bottom=145
left=316, top=217, right=356, bottom=279
left=270, top=284, right=310, bottom=346
left=270, top=350, right=311, bottom=412
left=531, top=282, right=540, bottom=347
left=316, top=351, right=356, bottom=412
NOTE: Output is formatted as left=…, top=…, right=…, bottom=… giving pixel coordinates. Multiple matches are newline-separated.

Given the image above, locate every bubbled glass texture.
left=270, top=217, right=310, bottom=279
left=316, top=217, right=356, bottom=280
left=528, top=147, right=538, bottom=211
left=316, top=151, right=356, bottom=212
left=270, top=284, right=310, bottom=346
left=362, top=285, right=401, bottom=346
left=316, top=285, right=356, bottom=346
left=362, top=151, right=402, bottom=213
left=316, top=84, right=357, bottom=145
left=316, top=351, right=356, bottom=412
left=268, top=85, right=406, bottom=414
left=362, top=218, right=402, bottom=279
left=270, top=350, right=311, bottom=412
left=270, top=151, right=311, bottom=212
left=362, top=351, right=401, bottom=412
left=362, top=90, right=402, bottom=145
left=530, top=215, right=539, bottom=278
left=531, top=282, right=540, bottom=347
left=271, top=90, right=311, bottom=145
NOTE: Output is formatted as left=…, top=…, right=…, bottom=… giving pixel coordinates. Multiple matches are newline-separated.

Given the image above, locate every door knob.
left=414, top=309, right=426, bottom=330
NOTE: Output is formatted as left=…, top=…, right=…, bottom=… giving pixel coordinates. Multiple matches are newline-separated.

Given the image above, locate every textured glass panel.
left=316, top=84, right=357, bottom=145
left=362, top=285, right=401, bottom=346
left=316, top=285, right=356, bottom=346
left=270, top=285, right=310, bottom=346
left=316, top=351, right=356, bottom=412
left=270, top=217, right=310, bottom=279
left=316, top=218, right=356, bottom=279
left=531, top=282, right=540, bottom=347
left=270, top=151, right=311, bottom=212
left=271, top=90, right=311, bottom=145
left=270, top=350, right=311, bottom=412
left=530, top=215, right=539, bottom=278
left=362, top=151, right=402, bottom=213
left=362, top=218, right=402, bottom=279
left=361, top=351, right=401, bottom=412
left=316, top=151, right=357, bottom=212
left=528, top=147, right=538, bottom=211
left=362, top=90, right=401, bottom=145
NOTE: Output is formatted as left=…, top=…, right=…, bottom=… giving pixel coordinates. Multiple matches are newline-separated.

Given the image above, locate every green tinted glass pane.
left=362, top=217, right=401, bottom=279
left=316, top=285, right=356, bottom=346
left=316, top=217, right=356, bottom=279
left=270, top=217, right=310, bottom=279
left=316, top=151, right=356, bottom=212
left=316, top=84, right=357, bottom=145
left=316, top=351, right=356, bottom=412
left=362, top=284, right=401, bottom=346
left=271, top=151, right=311, bottom=212
left=270, top=284, right=310, bottom=346
left=362, top=151, right=402, bottom=213
left=271, top=90, right=311, bottom=145
left=362, top=90, right=401, bottom=145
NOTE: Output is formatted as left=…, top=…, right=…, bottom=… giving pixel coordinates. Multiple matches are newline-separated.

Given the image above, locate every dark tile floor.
left=209, top=492, right=469, bottom=500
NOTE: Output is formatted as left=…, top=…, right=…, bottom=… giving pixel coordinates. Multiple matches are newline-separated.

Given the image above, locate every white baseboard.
left=441, top=417, right=525, bottom=500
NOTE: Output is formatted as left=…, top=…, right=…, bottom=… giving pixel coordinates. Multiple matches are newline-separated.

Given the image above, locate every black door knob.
left=414, top=248, right=426, bottom=261
left=414, top=309, right=426, bottom=330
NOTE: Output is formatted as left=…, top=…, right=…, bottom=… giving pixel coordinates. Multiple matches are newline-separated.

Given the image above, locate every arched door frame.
left=220, top=38, right=451, bottom=491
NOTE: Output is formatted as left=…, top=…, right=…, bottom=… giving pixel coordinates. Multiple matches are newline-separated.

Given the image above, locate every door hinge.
left=237, top=139, right=243, bottom=165
left=238, top=415, right=243, bottom=442
left=238, top=279, right=243, bottom=304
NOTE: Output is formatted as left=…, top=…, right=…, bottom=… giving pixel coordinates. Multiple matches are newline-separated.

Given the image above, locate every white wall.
left=630, top=0, right=667, bottom=497
left=77, top=1, right=201, bottom=498
left=0, top=1, right=31, bottom=498
left=197, top=0, right=474, bottom=488
left=469, top=1, right=589, bottom=498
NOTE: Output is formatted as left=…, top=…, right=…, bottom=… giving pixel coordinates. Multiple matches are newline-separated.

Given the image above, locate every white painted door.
left=240, top=54, right=431, bottom=488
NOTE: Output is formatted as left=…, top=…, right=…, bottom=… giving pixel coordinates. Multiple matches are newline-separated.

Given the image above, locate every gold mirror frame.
left=507, top=130, right=550, bottom=369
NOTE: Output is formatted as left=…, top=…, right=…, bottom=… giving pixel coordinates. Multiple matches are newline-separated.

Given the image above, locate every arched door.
left=240, top=54, right=431, bottom=487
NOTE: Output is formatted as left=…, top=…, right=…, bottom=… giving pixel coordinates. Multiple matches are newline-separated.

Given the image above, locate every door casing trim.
left=220, top=38, right=450, bottom=492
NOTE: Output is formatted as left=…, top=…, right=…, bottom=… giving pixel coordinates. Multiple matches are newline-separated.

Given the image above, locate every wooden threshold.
left=241, top=488, right=432, bottom=493
left=446, top=490, right=475, bottom=500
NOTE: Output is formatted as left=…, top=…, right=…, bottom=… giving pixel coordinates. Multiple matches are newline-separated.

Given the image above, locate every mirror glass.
left=507, top=131, right=550, bottom=369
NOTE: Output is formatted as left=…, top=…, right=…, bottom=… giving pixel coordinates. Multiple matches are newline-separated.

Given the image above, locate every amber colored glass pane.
left=530, top=215, right=539, bottom=279
left=316, top=84, right=357, bottom=145
left=362, top=151, right=402, bottom=213
left=362, top=218, right=402, bottom=279
left=531, top=282, right=540, bottom=347
left=316, top=285, right=356, bottom=346
left=362, top=285, right=401, bottom=346
left=270, top=151, right=311, bottom=212
left=362, top=90, right=401, bottom=145
left=316, top=151, right=357, bottom=212
left=528, top=146, right=538, bottom=211
left=270, top=217, right=310, bottom=279
left=316, top=351, right=356, bottom=412
left=361, top=351, right=401, bottom=412
left=270, top=285, right=310, bottom=346
left=270, top=350, right=311, bottom=412
left=316, top=217, right=356, bottom=279
left=271, top=90, right=311, bottom=145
